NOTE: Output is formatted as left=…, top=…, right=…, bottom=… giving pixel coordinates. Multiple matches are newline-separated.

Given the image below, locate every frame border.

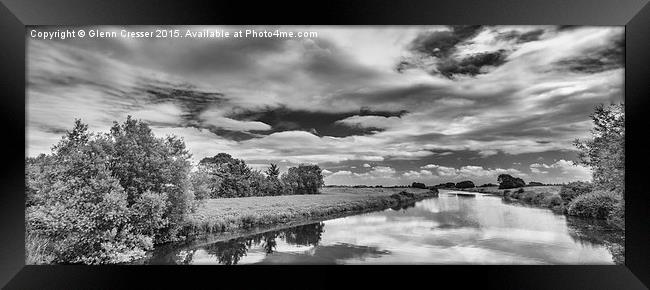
left=1, top=0, right=648, bottom=288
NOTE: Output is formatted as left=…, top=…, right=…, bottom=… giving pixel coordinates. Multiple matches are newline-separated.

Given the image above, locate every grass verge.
left=180, top=187, right=438, bottom=240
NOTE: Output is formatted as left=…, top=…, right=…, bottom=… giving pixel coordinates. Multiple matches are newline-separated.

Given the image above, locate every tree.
left=455, top=180, right=475, bottom=188
left=573, top=103, right=625, bottom=230
left=435, top=182, right=456, bottom=188
left=264, top=163, right=283, bottom=196
left=266, top=163, right=280, bottom=180
left=497, top=174, right=526, bottom=189
left=281, top=164, right=324, bottom=195
left=26, top=117, right=195, bottom=263
left=27, top=119, right=153, bottom=264
left=528, top=181, right=545, bottom=186
left=199, top=153, right=253, bottom=198
left=573, top=103, right=624, bottom=194
left=411, top=182, right=426, bottom=189
left=109, top=116, right=193, bottom=242
left=560, top=181, right=594, bottom=204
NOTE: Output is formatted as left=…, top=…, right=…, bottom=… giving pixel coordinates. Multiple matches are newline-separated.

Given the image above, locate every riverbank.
left=180, top=187, right=438, bottom=241
left=455, top=185, right=624, bottom=264
left=460, top=186, right=563, bottom=211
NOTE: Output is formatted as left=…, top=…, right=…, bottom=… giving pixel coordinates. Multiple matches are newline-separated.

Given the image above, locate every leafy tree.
left=497, top=174, right=526, bottom=189
left=264, top=163, right=283, bottom=196
left=26, top=117, right=195, bottom=263
left=109, top=116, right=193, bottom=242
left=434, top=182, right=456, bottom=188
left=559, top=181, right=593, bottom=204
left=455, top=180, right=475, bottom=188
left=573, top=103, right=624, bottom=194
left=281, top=164, right=324, bottom=195
left=199, top=153, right=254, bottom=198
left=573, top=103, right=625, bottom=230
left=189, top=167, right=214, bottom=200
left=26, top=120, right=152, bottom=264
left=528, top=181, right=545, bottom=186
left=266, top=163, right=280, bottom=180
left=411, top=182, right=427, bottom=189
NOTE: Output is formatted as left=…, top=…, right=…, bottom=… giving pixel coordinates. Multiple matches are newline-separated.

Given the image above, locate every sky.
left=26, top=25, right=624, bottom=186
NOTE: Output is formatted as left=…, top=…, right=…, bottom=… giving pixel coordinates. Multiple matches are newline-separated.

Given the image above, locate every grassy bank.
left=458, top=185, right=624, bottom=264
left=462, top=186, right=561, bottom=196
left=180, top=187, right=438, bottom=240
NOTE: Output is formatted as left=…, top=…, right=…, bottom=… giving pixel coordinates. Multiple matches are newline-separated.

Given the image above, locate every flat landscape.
left=184, top=187, right=436, bottom=239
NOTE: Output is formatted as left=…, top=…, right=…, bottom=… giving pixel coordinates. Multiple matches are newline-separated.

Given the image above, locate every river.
left=138, top=190, right=622, bottom=265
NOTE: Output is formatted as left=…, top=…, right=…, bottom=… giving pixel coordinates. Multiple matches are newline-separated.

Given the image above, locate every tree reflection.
left=390, top=202, right=416, bottom=211
left=565, top=216, right=625, bottom=264
left=202, top=222, right=325, bottom=265
left=281, top=222, right=325, bottom=246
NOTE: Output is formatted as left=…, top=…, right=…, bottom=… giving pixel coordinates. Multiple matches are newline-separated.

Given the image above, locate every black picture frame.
left=1, top=0, right=648, bottom=288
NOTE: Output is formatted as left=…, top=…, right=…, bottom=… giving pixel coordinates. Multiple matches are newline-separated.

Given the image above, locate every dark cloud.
left=296, top=38, right=381, bottom=83
left=556, top=25, right=580, bottom=31
left=497, top=29, right=545, bottom=43
left=203, top=127, right=261, bottom=142
left=228, top=106, right=408, bottom=138
left=436, top=50, right=508, bottom=78
left=408, top=25, right=484, bottom=58
left=136, top=82, right=225, bottom=124
left=553, top=34, right=624, bottom=73
left=397, top=25, right=511, bottom=79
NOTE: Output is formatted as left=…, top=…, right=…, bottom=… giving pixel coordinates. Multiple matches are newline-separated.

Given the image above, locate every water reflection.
left=142, top=190, right=621, bottom=265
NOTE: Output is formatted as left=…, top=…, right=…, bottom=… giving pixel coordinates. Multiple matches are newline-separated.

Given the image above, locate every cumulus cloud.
left=27, top=25, right=619, bottom=185
left=528, top=159, right=592, bottom=182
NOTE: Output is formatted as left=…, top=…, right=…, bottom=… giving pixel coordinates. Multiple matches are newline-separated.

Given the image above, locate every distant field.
left=184, top=187, right=435, bottom=239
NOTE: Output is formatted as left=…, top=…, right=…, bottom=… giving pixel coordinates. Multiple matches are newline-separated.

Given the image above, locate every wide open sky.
left=26, top=25, right=624, bottom=186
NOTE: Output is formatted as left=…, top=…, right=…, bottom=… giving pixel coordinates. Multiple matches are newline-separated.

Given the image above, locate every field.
left=182, top=187, right=436, bottom=240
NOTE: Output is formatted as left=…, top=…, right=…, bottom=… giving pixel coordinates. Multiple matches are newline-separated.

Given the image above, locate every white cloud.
left=129, top=103, right=184, bottom=124
left=26, top=26, right=619, bottom=187
left=528, top=159, right=592, bottom=183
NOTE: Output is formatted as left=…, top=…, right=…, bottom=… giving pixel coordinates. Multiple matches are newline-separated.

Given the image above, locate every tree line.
left=190, top=153, right=324, bottom=198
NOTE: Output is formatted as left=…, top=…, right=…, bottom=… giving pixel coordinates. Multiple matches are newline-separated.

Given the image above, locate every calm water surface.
left=142, top=190, right=619, bottom=265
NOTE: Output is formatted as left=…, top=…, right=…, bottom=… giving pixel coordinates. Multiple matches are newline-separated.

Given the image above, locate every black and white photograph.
left=25, top=25, right=625, bottom=265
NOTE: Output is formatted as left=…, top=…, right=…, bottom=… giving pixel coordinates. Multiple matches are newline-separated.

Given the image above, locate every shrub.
left=607, top=198, right=625, bottom=230
left=25, top=232, right=55, bottom=265
left=544, top=195, right=563, bottom=208
left=130, top=190, right=169, bottom=237
left=559, top=181, right=593, bottom=204
left=26, top=166, right=152, bottom=264
left=25, top=117, right=194, bottom=263
left=528, top=181, right=544, bottom=186
left=455, top=180, right=475, bottom=189
left=189, top=169, right=212, bottom=200
left=411, top=182, right=426, bottom=189
left=281, top=164, right=324, bottom=195
left=435, top=182, right=456, bottom=188
left=573, top=104, right=624, bottom=194
left=497, top=174, right=526, bottom=189
left=567, top=190, right=621, bottom=219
